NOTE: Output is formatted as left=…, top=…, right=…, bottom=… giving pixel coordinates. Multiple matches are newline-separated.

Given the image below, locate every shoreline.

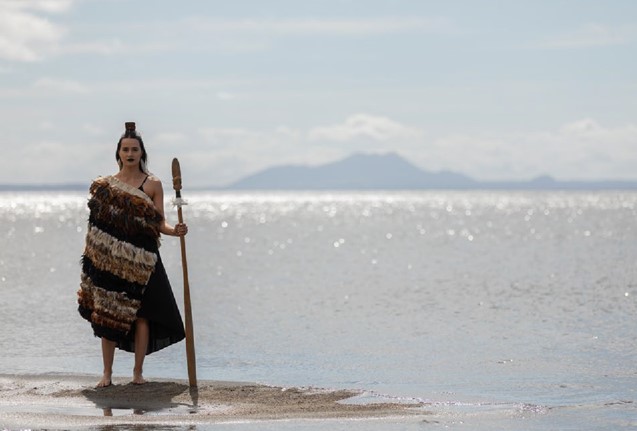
left=0, top=373, right=428, bottom=428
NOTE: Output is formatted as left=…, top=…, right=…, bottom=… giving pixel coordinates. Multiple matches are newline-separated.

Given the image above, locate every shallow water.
left=1, top=190, right=636, bottom=429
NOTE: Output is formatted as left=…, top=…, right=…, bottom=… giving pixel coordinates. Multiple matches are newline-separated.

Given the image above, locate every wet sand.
left=0, top=374, right=428, bottom=428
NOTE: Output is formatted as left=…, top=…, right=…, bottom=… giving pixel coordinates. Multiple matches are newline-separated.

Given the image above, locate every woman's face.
left=118, top=138, right=142, bottom=169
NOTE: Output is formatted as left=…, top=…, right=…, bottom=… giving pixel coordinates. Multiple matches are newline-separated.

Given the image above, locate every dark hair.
left=115, top=122, right=148, bottom=173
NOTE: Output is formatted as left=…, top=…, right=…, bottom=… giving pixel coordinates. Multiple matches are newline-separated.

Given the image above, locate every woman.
left=77, top=122, right=188, bottom=387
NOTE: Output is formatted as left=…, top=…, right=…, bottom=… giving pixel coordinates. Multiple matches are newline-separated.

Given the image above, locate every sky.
left=1, top=0, right=636, bottom=187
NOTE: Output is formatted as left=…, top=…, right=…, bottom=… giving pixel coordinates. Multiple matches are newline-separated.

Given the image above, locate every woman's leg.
left=97, top=337, right=116, bottom=387
left=133, top=318, right=149, bottom=384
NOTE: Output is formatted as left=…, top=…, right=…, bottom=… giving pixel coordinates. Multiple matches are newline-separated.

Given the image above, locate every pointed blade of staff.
left=172, top=158, right=197, bottom=388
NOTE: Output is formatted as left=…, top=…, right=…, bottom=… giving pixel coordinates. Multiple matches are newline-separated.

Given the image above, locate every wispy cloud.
left=61, top=16, right=455, bottom=57
left=59, top=39, right=124, bottom=55
left=66, top=15, right=454, bottom=57
left=187, top=125, right=312, bottom=184
left=0, top=0, right=73, bottom=61
left=32, top=77, right=89, bottom=94
left=181, top=16, right=456, bottom=37
left=7, top=0, right=74, bottom=13
left=414, top=118, right=637, bottom=181
left=308, top=114, right=424, bottom=143
left=538, top=23, right=633, bottom=49
left=82, top=123, right=105, bottom=136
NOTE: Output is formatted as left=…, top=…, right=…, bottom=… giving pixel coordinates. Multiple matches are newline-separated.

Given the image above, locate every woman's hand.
left=174, top=223, right=188, bottom=236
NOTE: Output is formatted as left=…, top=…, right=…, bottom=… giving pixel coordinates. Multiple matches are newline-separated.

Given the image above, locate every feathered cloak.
left=77, top=176, right=167, bottom=343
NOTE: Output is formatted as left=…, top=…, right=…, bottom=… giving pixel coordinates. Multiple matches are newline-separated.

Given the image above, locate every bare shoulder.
left=145, top=175, right=164, bottom=198
left=146, top=175, right=163, bottom=187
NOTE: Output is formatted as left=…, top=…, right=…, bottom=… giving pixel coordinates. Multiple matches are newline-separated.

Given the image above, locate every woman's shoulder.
left=146, top=174, right=163, bottom=186
left=144, top=174, right=165, bottom=197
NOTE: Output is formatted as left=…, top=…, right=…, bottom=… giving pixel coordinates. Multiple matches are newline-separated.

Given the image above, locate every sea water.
left=0, top=189, right=636, bottom=430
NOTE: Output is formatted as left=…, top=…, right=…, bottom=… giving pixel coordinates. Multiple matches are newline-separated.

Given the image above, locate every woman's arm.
left=147, top=176, right=188, bottom=237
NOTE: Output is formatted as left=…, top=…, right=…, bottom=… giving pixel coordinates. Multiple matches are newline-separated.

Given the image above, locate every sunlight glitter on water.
left=1, top=190, right=636, bottom=431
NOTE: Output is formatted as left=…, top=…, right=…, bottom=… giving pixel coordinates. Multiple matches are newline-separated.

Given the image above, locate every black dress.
left=118, top=254, right=186, bottom=354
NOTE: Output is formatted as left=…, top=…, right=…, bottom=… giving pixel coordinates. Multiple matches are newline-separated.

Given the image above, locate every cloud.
left=0, top=0, right=72, bottom=61
left=10, top=0, right=74, bottom=13
left=536, top=119, right=637, bottom=179
left=308, top=114, right=424, bottom=143
left=0, top=76, right=90, bottom=97
left=182, top=16, right=455, bottom=37
left=184, top=125, right=340, bottom=185
left=216, top=91, right=236, bottom=101
left=412, top=119, right=637, bottom=181
left=6, top=137, right=110, bottom=183
left=59, top=16, right=454, bottom=58
left=557, top=118, right=608, bottom=136
left=83, top=123, right=105, bottom=136
left=198, top=128, right=264, bottom=150
left=73, top=16, right=455, bottom=57
left=60, top=39, right=124, bottom=56
left=538, top=23, right=633, bottom=49
left=32, top=77, right=89, bottom=94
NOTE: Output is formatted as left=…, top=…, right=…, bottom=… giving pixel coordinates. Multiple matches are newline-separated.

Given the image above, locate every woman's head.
left=116, top=122, right=148, bottom=173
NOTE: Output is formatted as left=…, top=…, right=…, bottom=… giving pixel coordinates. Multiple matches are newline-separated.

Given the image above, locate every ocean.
left=1, top=189, right=636, bottom=429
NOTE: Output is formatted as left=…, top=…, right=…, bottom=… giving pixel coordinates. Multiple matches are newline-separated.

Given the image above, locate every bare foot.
left=132, top=370, right=146, bottom=385
left=96, top=374, right=112, bottom=388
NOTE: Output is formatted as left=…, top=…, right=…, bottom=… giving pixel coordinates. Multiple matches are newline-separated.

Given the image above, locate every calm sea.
left=1, top=189, right=636, bottom=430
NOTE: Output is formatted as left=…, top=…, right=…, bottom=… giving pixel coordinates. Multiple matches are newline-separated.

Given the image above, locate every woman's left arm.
left=149, top=177, right=188, bottom=237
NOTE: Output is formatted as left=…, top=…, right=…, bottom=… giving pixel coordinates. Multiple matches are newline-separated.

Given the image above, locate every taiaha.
left=172, top=158, right=197, bottom=388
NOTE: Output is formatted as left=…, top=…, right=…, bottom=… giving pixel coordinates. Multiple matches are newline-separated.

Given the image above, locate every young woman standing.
left=78, top=122, right=188, bottom=387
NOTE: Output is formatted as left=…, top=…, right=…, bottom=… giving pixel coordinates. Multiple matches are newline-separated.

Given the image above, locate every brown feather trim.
left=77, top=273, right=95, bottom=310
left=91, top=313, right=132, bottom=333
left=80, top=275, right=142, bottom=333
left=86, top=225, right=157, bottom=268
left=89, top=177, right=163, bottom=239
left=84, top=229, right=156, bottom=285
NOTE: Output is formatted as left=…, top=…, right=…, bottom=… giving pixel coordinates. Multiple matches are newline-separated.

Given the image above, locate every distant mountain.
left=227, top=152, right=637, bottom=190
left=229, top=152, right=476, bottom=190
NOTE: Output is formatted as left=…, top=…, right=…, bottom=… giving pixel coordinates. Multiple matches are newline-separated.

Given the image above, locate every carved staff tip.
left=172, top=158, right=182, bottom=191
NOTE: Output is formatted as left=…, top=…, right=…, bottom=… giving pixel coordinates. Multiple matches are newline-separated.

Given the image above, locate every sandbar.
left=0, top=374, right=428, bottom=428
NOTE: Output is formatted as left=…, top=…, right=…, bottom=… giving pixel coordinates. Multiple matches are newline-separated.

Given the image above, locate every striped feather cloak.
left=77, top=176, right=163, bottom=338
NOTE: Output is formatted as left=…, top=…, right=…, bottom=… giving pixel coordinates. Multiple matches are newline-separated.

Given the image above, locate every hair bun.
left=125, top=122, right=136, bottom=131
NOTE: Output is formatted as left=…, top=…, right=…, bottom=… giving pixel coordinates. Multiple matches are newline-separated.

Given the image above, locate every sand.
left=0, top=374, right=429, bottom=428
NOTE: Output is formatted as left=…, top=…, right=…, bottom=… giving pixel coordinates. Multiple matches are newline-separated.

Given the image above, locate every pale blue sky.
left=1, top=0, right=636, bottom=186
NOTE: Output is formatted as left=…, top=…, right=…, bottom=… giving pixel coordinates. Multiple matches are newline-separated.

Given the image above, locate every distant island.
left=227, top=152, right=637, bottom=190
left=2, top=153, right=637, bottom=191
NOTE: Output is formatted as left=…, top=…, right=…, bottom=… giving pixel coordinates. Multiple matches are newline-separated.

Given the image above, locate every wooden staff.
left=172, top=158, right=197, bottom=388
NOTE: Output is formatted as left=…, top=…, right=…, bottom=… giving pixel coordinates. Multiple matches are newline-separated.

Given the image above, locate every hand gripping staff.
left=172, top=158, right=197, bottom=388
